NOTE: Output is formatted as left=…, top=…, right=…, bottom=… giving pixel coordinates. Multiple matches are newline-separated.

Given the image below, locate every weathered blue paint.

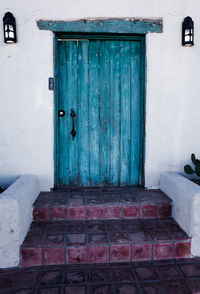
left=89, top=41, right=100, bottom=185
left=37, top=18, right=162, bottom=34
left=55, top=36, right=145, bottom=187
left=120, top=41, right=131, bottom=184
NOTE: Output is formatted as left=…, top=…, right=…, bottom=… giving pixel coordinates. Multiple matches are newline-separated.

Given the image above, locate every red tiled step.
left=33, top=188, right=172, bottom=222
left=21, top=218, right=191, bottom=267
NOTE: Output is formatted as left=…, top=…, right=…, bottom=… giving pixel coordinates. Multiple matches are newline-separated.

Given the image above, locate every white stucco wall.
left=0, top=0, right=200, bottom=190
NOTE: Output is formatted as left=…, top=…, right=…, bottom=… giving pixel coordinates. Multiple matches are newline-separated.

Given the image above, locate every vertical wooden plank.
left=130, top=41, right=141, bottom=185
left=99, top=41, right=110, bottom=185
left=66, top=41, right=79, bottom=186
left=78, top=40, right=89, bottom=186
left=57, top=41, right=69, bottom=186
left=88, top=40, right=100, bottom=185
left=109, top=41, right=120, bottom=186
left=120, top=41, right=131, bottom=185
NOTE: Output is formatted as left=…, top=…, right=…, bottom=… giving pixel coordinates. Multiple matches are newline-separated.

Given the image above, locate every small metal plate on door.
left=49, top=77, right=54, bottom=90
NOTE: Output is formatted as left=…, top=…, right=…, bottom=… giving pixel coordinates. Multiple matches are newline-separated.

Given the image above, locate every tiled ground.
left=21, top=218, right=191, bottom=267
left=1, top=258, right=200, bottom=293
left=33, top=188, right=172, bottom=221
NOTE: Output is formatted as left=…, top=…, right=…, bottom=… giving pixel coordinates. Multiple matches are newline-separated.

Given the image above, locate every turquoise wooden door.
left=56, top=37, right=144, bottom=187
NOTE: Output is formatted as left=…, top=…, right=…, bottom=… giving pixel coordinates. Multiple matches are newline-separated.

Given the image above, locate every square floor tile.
left=188, top=279, right=200, bottom=293
left=14, top=289, right=35, bottom=294
left=109, top=232, right=130, bottom=244
left=139, top=282, right=166, bottom=294
left=64, top=270, right=87, bottom=284
left=174, top=242, right=191, bottom=258
left=158, top=204, right=172, bottom=218
left=67, top=247, right=87, bottom=264
left=89, top=284, right=112, bottom=294
left=68, top=207, right=85, bottom=220
left=15, top=270, right=40, bottom=287
left=68, top=194, right=84, bottom=206
left=23, top=231, right=43, bottom=247
left=67, top=234, right=86, bottom=246
left=88, top=246, right=109, bottom=263
left=114, top=283, right=139, bottom=294
left=149, top=230, right=170, bottom=241
left=143, top=220, right=163, bottom=231
left=89, top=268, right=111, bottom=283
left=132, top=244, right=152, bottom=261
left=87, top=222, right=106, bottom=233
left=135, top=266, right=159, bottom=281
left=164, top=279, right=191, bottom=294
left=50, top=207, right=67, bottom=221
left=50, top=194, right=68, bottom=206
left=157, top=264, right=184, bottom=280
left=106, top=221, right=126, bottom=232
left=40, top=270, right=62, bottom=285
left=67, top=222, right=86, bottom=233
left=88, top=233, right=108, bottom=245
left=178, top=263, right=200, bottom=278
left=112, top=267, right=135, bottom=282
left=43, top=248, right=65, bottom=265
left=44, top=234, right=64, bottom=246
left=65, top=286, right=86, bottom=294
left=153, top=243, right=173, bottom=260
left=46, top=223, right=66, bottom=234
left=123, top=205, right=139, bottom=219
left=103, top=194, right=119, bottom=203
left=37, top=287, right=61, bottom=294
left=110, top=245, right=131, bottom=262
left=104, top=206, right=121, bottom=219
left=21, top=248, right=42, bottom=267
left=33, top=208, right=49, bottom=221
left=86, top=195, right=102, bottom=205
left=87, top=206, right=103, bottom=220
left=130, top=231, right=151, bottom=243
left=0, top=273, right=16, bottom=289
left=118, top=193, right=137, bottom=203
left=125, top=220, right=145, bottom=231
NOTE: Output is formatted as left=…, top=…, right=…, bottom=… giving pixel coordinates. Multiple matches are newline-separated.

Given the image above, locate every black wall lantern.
left=3, top=12, right=17, bottom=44
left=182, top=16, right=194, bottom=46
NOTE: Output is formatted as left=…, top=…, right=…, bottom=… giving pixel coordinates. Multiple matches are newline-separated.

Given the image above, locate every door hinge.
left=48, top=77, right=54, bottom=90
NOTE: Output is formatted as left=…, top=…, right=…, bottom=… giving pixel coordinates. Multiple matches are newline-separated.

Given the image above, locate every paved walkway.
left=1, top=258, right=200, bottom=293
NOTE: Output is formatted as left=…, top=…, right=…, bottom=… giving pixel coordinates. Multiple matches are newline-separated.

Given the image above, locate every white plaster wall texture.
left=0, top=175, right=40, bottom=268
left=0, top=0, right=200, bottom=190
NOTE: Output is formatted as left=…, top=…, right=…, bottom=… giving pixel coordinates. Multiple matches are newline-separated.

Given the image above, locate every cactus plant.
left=184, top=153, right=200, bottom=177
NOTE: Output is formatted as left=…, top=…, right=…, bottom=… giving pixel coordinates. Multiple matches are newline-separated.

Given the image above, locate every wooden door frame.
left=54, top=33, right=146, bottom=188
left=37, top=17, right=163, bottom=188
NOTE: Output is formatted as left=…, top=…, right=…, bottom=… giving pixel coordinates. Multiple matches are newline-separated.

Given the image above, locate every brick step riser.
left=21, top=240, right=191, bottom=267
left=33, top=203, right=172, bottom=222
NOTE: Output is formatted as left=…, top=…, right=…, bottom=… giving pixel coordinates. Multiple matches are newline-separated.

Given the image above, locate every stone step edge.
left=21, top=239, right=191, bottom=267
left=33, top=203, right=172, bottom=222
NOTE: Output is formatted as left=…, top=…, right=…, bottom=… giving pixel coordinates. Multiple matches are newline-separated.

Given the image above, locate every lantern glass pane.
left=9, top=31, right=14, bottom=38
left=185, top=35, right=190, bottom=42
left=9, top=24, right=14, bottom=31
left=185, top=29, right=190, bottom=35
left=5, top=32, right=8, bottom=38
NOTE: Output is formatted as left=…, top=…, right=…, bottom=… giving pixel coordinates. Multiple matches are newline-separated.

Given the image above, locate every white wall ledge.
left=0, top=175, right=40, bottom=268
left=160, top=172, right=200, bottom=256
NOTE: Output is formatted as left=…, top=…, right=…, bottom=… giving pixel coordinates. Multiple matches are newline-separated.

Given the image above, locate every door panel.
left=56, top=38, right=144, bottom=187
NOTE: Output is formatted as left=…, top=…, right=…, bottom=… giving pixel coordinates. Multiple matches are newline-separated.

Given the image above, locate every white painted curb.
left=0, top=175, right=40, bottom=268
left=160, top=172, right=200, bottom=256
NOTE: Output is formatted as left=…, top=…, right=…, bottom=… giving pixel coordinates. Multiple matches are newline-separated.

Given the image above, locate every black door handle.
left=70, top=109, right=76, bottom=140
